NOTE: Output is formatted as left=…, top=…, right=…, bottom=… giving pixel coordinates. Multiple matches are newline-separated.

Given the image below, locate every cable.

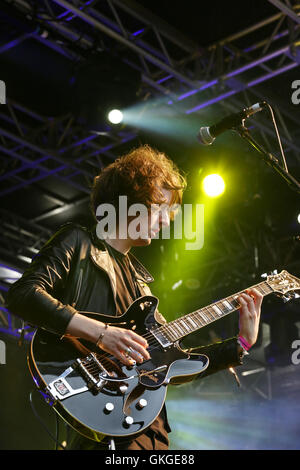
left=265, top=102, right=289, bottom=173
left=55, top=413, right=60, bottom=450
left=29, top=389, right=66, bottom=450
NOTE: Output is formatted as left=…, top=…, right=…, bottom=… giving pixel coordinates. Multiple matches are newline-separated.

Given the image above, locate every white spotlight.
left=107, top=109, right=123, bottom=124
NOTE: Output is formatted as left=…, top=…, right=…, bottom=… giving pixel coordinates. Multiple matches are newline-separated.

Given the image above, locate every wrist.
left=237, top=334, right=251, bottom=352
left=237, top=342, right=249, bottom=357
left=66, top=313, right=108, bottom=344
left=96, top=323, right=109, bottom=348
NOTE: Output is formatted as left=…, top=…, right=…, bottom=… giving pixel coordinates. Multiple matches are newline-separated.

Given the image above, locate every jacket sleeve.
left=6, top=224, right=80, bottom=336
left=169, top=337, right=244, bottom=385
left=187, top=336, right=243, bottom=379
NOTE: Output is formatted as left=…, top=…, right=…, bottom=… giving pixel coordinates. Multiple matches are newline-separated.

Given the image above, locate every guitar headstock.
left=265, top=270, right=300, bottom=302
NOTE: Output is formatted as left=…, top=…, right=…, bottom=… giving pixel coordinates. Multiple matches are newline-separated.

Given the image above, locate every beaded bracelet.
left=96, top=324, right=108, bottom=348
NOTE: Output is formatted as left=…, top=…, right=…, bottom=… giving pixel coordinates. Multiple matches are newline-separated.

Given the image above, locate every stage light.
left=202, top=174, right=225, bottom=197
left=297, top=213, right=300, bottom=224
left=107, top=109, right=123, bottom=124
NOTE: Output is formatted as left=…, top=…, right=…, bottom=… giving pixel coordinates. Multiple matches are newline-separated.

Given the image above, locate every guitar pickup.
left=150, top=329, right=172, bottom=348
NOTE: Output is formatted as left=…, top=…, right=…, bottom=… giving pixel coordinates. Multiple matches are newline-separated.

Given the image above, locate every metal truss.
left=268, top=0, right=300, bottom=24
left=0, top=207, right=52, bottom=261
left=0, top=99, right=138, bottom=196
left=1, top=0, right=300, bottom=339
left=2, top=0, right=300, bottom=184
left=0, top=0, right=299, bottom=237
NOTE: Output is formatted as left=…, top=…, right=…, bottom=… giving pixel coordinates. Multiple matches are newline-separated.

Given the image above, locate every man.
left=7, top=145, right=263, bottom=450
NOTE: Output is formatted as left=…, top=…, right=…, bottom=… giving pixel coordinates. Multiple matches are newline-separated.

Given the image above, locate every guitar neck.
left=158, top=280, right=273, bottom=343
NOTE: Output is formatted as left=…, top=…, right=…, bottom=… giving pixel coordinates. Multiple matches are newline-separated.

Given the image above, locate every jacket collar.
left=89, top=225, right=154, bottom=284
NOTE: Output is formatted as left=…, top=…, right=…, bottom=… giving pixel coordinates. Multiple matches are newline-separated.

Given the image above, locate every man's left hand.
left=238, top=288, right=263, bottom=347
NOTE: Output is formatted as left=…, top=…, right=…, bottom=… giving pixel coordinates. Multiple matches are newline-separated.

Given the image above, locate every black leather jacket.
left=7, top=223, right=243, bottom=379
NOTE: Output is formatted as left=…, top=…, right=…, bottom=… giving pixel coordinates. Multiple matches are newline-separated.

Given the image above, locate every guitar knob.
left=119, top=384, right=128, bottom=394
left=123, top=416, right=134, bottom=427
left=104, top=402, right=114, bottom=413
left=136, top=399, right=147, bottom=409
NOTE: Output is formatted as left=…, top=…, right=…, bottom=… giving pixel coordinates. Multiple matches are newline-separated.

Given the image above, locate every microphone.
left=197, top=102, right=267, bottom=145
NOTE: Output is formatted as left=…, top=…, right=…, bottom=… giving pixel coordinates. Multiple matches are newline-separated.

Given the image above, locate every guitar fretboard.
left=156, top=280, right=273, bottom=343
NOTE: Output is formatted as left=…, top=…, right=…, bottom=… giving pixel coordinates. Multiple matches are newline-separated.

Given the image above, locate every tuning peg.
left=282, top=292, right=296, bottom=303
left=287, top=292, right=300, bottom=300
left=261, top=270, right=278, bottom=279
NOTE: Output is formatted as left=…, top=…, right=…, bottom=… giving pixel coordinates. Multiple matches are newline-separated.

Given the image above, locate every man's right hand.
left=65, top=313, right=150, bottom=366
left=97, top=324, right=150, bottom=366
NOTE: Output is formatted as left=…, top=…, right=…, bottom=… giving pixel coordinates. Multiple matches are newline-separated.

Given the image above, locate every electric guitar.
left=28, top=270, right=300, bottom=443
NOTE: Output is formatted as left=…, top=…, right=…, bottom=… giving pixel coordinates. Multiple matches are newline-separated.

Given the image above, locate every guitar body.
left=28, top=295, right=209, bottom=442
left=27, top=270, right=300, bottom=442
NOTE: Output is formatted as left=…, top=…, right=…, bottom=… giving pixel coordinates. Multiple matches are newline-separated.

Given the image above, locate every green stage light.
left=202, top=174, right=225, bottom=198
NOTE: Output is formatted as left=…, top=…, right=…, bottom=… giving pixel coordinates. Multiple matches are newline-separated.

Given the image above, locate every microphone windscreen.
left=197, top=127, right=215, bottom=145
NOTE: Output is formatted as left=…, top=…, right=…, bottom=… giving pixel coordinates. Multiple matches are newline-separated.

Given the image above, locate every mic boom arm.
left=197, top=101, right=300, bottom=194
left=235, top=123, right=300, bottom=195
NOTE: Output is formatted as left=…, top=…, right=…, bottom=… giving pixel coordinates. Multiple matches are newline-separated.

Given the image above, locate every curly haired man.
left=7, top=145, right=262, bottom=450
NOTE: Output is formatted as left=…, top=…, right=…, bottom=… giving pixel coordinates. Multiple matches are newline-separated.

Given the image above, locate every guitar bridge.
left=73, top=354, right=109, bottom=393
left=46, top=353, right=110, bottom=401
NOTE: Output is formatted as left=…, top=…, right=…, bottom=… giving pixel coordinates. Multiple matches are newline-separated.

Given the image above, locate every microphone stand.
left=234, top=123, right=300, bottom=195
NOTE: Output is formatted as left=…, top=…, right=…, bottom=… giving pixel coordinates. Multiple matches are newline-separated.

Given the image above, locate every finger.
left=238, top=294, right=256, bottom=315
left=127, top=330, right=149, bottom=349
left=111, top=347, right=136, bottom=367
left=247, top=288, right=263, bottom=308
left=237, top=295, right=247, bottom=314
left=241, top=292, right=255, bottom=303
left=245, top=290, right=263, bottom=318
left=124, top=347, right=145, bottom=364
left=96, top=340, right=132, bottom=366
left=125, top=340, right=150, bottom=361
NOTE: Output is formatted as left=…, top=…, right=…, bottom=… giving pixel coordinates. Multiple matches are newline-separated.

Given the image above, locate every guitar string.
left=100, top=238, right=166, bottom=348
left=139, top=280, right=270, bottom=344
left=85, top=238, right=160, bottom=371
left=83, top=286, right=247, bottom=373
left=86, top=283, right=269, bottom=374
left=78, top=235, right=272, bottom=374
left=101, top=239, right=271, bottom=356
left=80, top=283, right=273, bottom=376
left=80, top=280, right=272, bottom=374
